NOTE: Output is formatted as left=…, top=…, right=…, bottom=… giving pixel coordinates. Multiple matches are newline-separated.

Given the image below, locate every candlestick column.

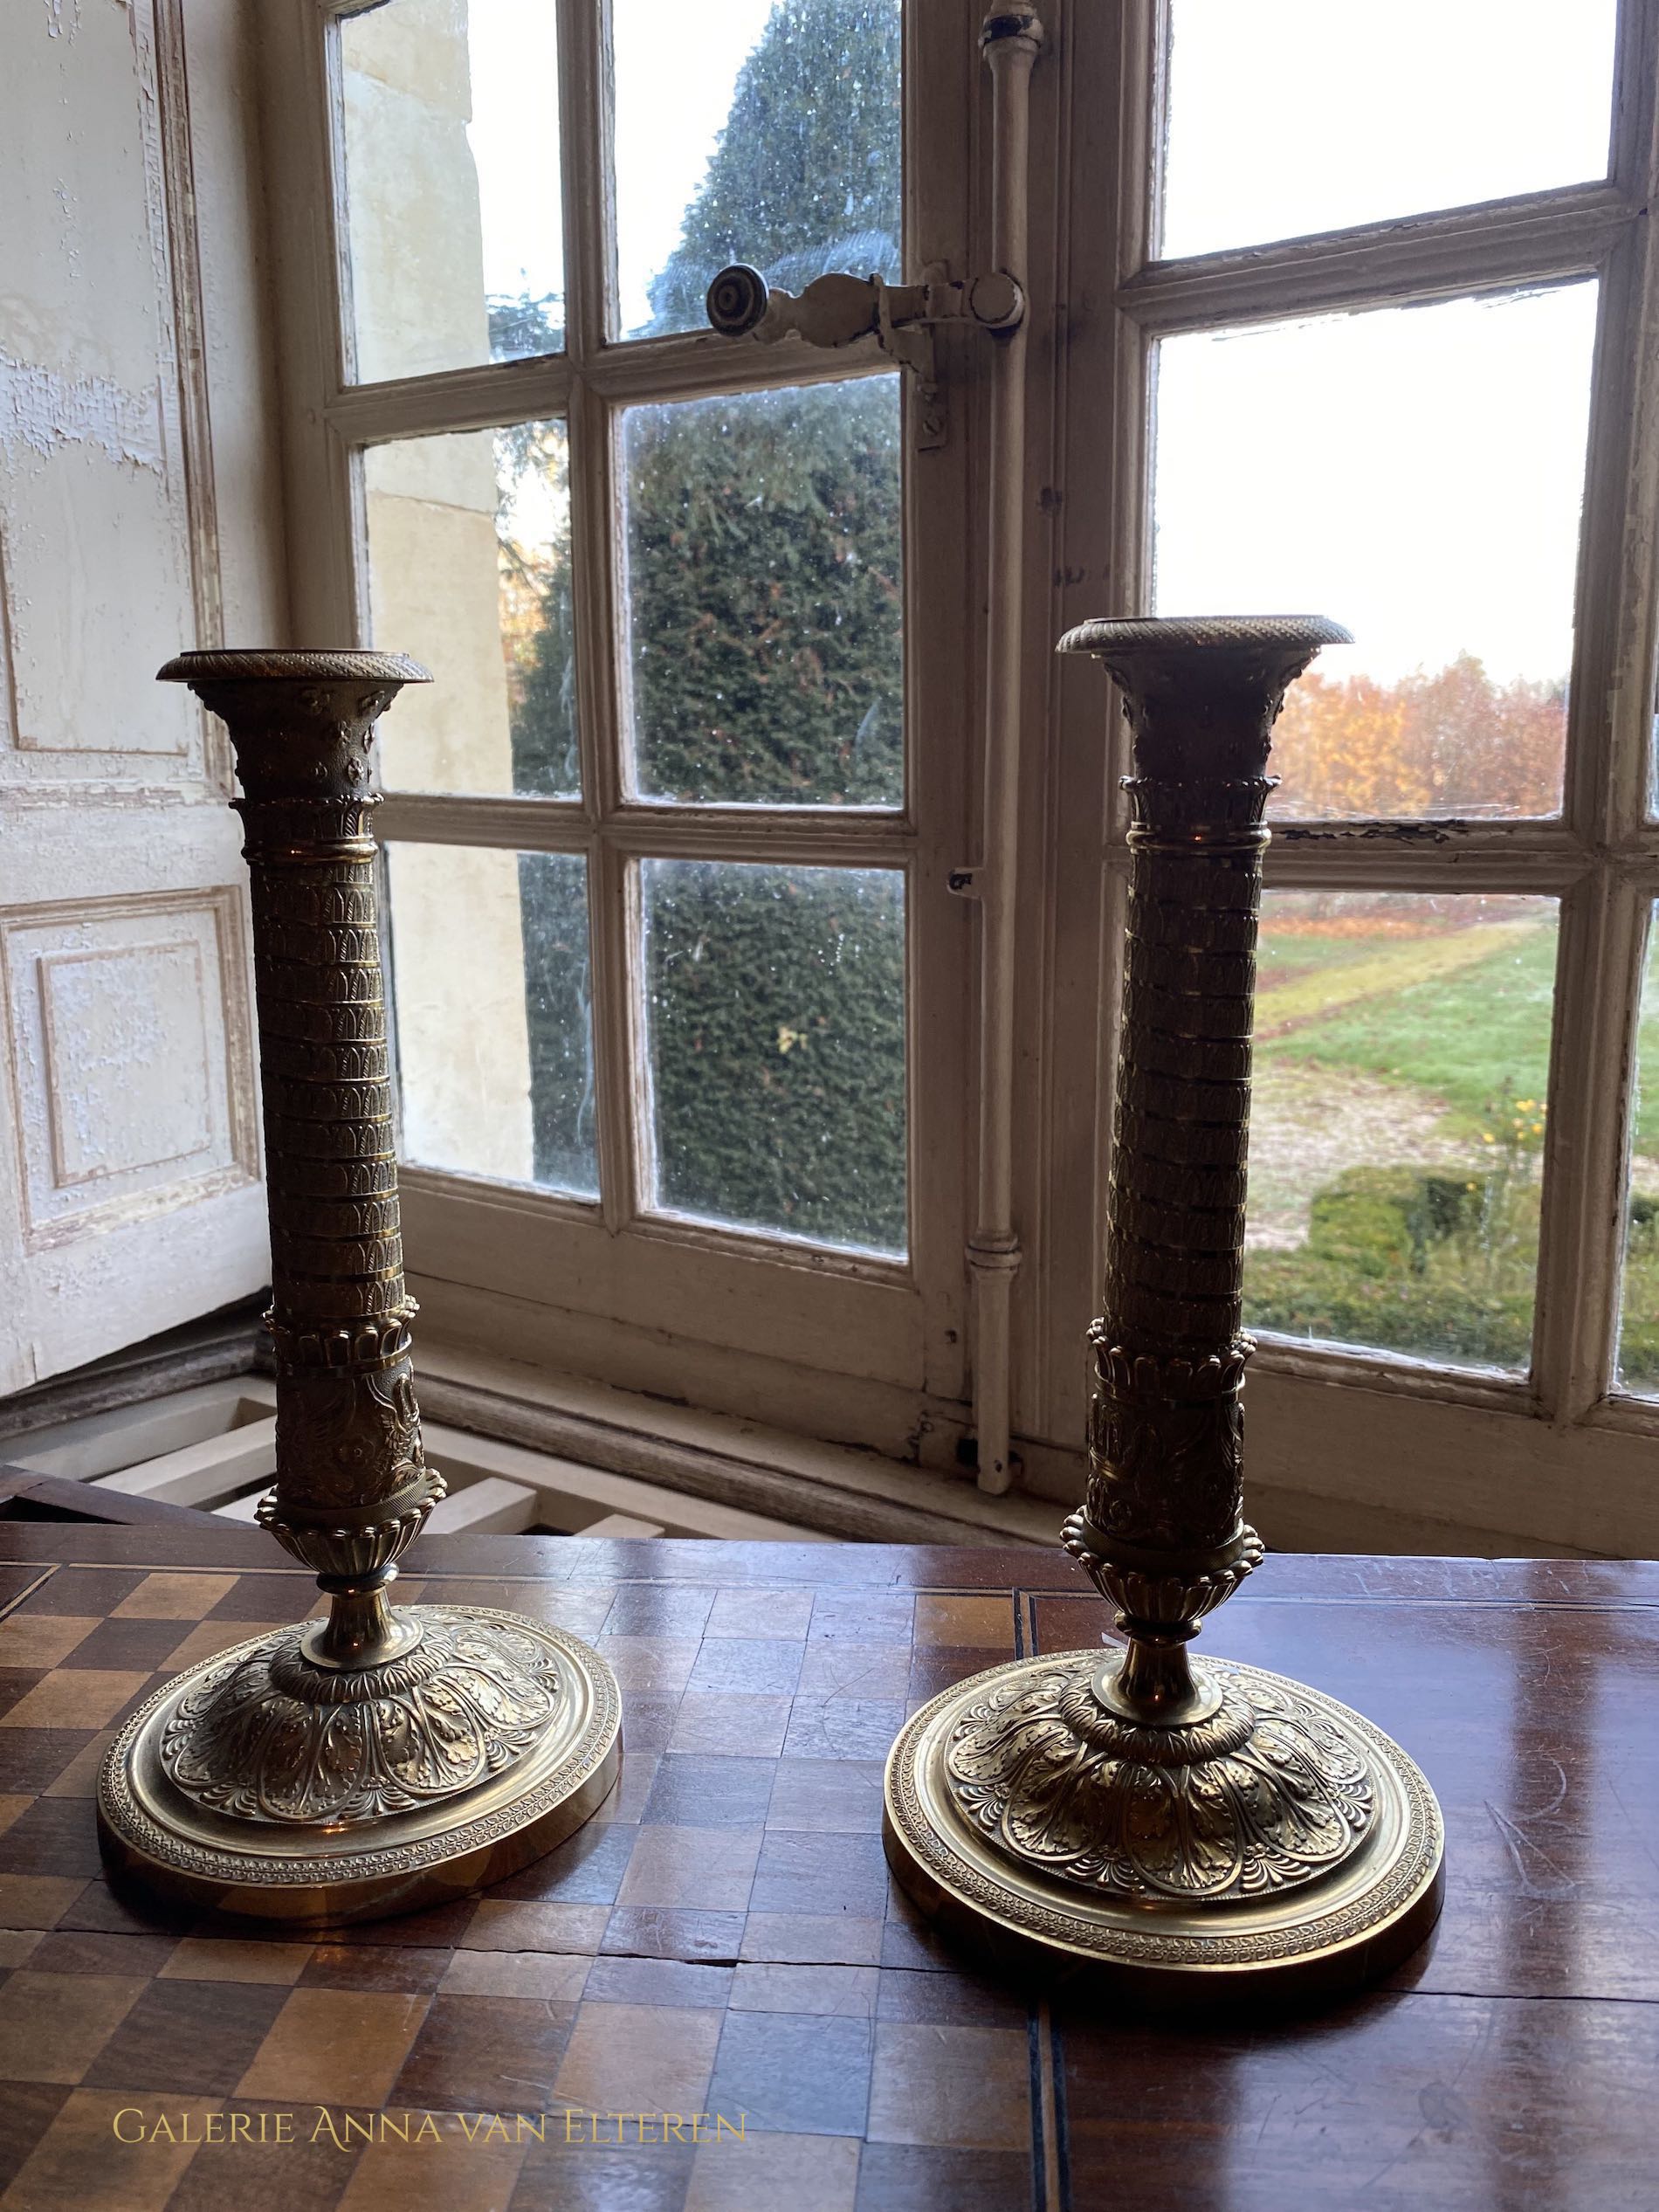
left=883, top=618, right=1443, bottom=2001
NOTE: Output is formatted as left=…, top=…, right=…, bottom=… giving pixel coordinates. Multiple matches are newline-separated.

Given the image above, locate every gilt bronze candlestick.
left=884, top=617, right=1443, bottom=1999
left=97, top=651, right=621, bottom=1924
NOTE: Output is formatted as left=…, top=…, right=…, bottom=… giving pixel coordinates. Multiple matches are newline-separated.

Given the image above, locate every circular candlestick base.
left=884, top=1650, right=1442, bottom=2005
left=96, top=1607, right=621, bottom=1926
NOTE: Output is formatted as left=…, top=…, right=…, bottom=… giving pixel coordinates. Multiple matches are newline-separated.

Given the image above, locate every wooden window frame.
left=258, top=0, right=984, bottom=1475
left=258, top=0, right=1659, bottom=1553
left=1027, top=0, right=1659, bottom=1552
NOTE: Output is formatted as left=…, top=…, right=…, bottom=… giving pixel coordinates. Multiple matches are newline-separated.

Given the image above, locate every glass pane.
left=388, top=844, right=596, bottom=1196
left=613, top=0, right=900, bottom=341
left=1244, top=892, right=1557, bottom=1369
left=364, top=423, right=578, bottom=797
left=1161, top=0, right=1616, bottom=261
left=623, top=380, right=903, bottom=805
left=642, top=860, right=905, bottom=1252
left=1617, top=911, right=1659, bottom=1394
left=340, top=0, right=563, bottom=382
left=1153, top=285, right=1596, bottom=819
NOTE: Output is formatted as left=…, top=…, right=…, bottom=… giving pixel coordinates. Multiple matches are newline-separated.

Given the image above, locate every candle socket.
left=96, top=652, right=621, bottom=1926
left=882, top=618, right=1444, bottom=2002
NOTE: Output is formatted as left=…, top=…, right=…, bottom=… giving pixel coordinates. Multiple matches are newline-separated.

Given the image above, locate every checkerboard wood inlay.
left=0, top=1530, right=1647, bottom=2210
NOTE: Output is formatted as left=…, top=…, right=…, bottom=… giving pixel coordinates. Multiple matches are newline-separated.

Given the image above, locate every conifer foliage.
left=506, top=0, right=909, bottom=1249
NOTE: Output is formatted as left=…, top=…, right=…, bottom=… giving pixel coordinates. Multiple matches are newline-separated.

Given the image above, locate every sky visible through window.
left=1153, top=285, right=1599, bottom=698
left=1161, top=0, right=1618, bottom=259
left=465, top=0, right=564, bottom=328
left=1151, top=0, right=1614, bottom=820
left=461, top=0, right=780, bottom=339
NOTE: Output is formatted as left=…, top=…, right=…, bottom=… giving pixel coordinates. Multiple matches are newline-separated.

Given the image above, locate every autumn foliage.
left=1270, top=654, right=1566, bottom=818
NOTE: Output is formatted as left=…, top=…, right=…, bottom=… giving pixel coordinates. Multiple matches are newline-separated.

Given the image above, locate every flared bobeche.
left=157, top=649, right=432, bottom=685
left=1057, top=614, right=1352, bottom=657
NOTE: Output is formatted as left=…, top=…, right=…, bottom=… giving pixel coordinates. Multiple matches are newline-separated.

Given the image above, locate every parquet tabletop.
left=0, top=1524, right=1648, bottom=2209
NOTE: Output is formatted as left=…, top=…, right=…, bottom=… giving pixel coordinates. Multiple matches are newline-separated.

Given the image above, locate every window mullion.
left=561, top=0, right=633, bottom=1244
left=554, top=10, right=630, bottom=1237
left=600, top=810, right=913, bottom=867
left=1578, top=0, right=1659, bottom=845
left=1258, top=835, right=1592, bottom=898
left=1610, top=0, right=1659, bottom=204
left=262, top=0, right=357, bottom=644
left=377, top=796, right=590, bottom=852
left=558, top=0, right=614, bottom=366
left=584, top=332, right=893, bottom=405
left=582, top=837, right=643, bottom=1236
left=567, top=365, right=637, bottom=1226
left=1532, top=874, right=1650, bottom=1419
left=1533, top=0, right=1659, bottom=1418
left=325, top=358, right=575, bottom=446
left=1119, top=184, right=1631, bottom=337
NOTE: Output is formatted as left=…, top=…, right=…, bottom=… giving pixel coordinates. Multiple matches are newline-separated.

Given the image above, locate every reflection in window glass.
left=341, top=0, right=564, bottom=382
left=642, top=861, right=905, bottom=1252
left=623, top=380, right=903, bottom=806
left=389, top=844, right=596, bottom=1196
left=1244, top=892, right=1557, bottom=1369
left=1153, top=285, right=1596, bottom=819
left=1618, top=913, right=1659, bottom=1394
left=364, top=423, right=577, bottom=797
left=1161, top=0, right=1616, bottom=261
left=612, top=0, right=900, bottom=341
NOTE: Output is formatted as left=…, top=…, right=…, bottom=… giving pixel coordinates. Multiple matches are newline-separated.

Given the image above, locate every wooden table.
left=0, top=1522, right=1649, bottom=2210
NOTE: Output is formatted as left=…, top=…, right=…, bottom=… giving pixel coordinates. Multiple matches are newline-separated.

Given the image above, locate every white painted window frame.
left=257, top=0, right=984, bottom=1477
left=1026, top=0, right=1659, bottom=1552
left=259, top=0, right=1659, bottom=1554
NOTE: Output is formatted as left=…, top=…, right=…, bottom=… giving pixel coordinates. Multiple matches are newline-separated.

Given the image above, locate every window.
left=1051, top=0, right=1659, bottom=1550
left=265, top=1, right=1659, bottom=1552
left=266, top=0, right=973, bottom=1471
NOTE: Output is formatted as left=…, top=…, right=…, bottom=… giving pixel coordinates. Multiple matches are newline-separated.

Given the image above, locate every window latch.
left=706, top=262, right=1024, bottom=451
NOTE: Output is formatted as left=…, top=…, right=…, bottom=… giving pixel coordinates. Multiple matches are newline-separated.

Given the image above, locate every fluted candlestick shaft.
left=159, top=651, right=439, bottom=1646
left=1058, top=618, right=1349, bottom=1695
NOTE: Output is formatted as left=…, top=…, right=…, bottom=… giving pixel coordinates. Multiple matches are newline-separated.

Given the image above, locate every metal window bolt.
left=706, top=261, right=1026, bottom=451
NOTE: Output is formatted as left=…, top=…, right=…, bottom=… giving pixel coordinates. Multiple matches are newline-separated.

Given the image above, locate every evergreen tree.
left=510, top=0, right=908, bottom=1246
left=647, top=0, right=901, bottom=334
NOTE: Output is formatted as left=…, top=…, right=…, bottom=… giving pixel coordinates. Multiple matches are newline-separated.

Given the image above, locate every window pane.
left=642, top=860, right=905, bottom=1252
left=1161, top=0, right=1616, bottom=261
left=1244, top=892, right=1557, bottom=1370
left=613, top=0, right=900, bottom=342
left=1618, top=912, right=1659, bottom=1394
left=388, top=844, right=596, bottom=1196
left=341, top=0, right=563, bottom=382
left=623, top=380, right=903, bottom=806
left=1153, top=285, right=1596, bottom=819
left=365, top=423, right=578, bottom=797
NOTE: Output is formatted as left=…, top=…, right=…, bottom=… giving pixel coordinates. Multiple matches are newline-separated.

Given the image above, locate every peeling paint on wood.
left=0, top=351, right=163, bottom=472
left=1277, top=818, right=1478, bottom=846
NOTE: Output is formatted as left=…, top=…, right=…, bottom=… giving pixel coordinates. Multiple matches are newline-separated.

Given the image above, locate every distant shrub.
left=1248, top=1161, right=1533, bottom=1366
left=1305, top=1166, right=1493, bottom=1278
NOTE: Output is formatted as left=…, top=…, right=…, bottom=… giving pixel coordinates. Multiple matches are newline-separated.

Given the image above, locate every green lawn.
left=1638, top=934, right=1659, bottom=1154
left=1258, top=920, right=1557, bottom=1140
left=1242, top=913, right=1659, bottom=1380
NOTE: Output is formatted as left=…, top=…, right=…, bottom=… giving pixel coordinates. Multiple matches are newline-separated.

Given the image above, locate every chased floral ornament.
left=159, top=1609, right=561, bottom=1825
left=944, top=1651, right=1375, bottom=1902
